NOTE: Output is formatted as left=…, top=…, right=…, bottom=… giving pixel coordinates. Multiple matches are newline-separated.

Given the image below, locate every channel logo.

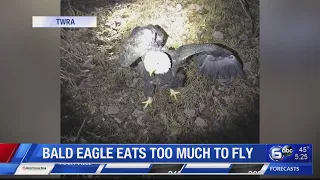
left=269, top=145, right=293, bottom=161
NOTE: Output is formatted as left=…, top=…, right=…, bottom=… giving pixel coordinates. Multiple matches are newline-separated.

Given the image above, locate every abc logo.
left=269, top=145, right=293, bottom=161
left=282, top=145, right=293, bottom=156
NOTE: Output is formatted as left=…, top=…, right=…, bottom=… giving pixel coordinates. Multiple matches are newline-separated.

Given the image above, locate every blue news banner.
left=0, top=144, right=312, bottom=175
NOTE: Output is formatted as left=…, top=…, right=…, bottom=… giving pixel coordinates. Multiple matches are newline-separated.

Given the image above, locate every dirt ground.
left=60, top=0, right=260, bottom=145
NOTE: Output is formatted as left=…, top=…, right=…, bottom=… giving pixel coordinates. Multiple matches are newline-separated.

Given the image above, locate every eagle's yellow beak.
left=149, top=69, right=156, bottom=76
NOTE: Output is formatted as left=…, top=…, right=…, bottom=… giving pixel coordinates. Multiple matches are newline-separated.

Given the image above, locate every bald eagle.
left=119, top=25, right=244, bottom=109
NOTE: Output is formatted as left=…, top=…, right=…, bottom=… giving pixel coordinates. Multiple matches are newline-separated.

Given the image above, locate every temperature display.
left=294, top=146, right=310, bottom=161
left=298, top=146, right=310, bottom=153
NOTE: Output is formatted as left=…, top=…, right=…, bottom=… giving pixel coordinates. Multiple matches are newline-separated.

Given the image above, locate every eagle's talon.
left=170, top=89, right=180, bottom=101
left=142, top=97, right=153, bottom=109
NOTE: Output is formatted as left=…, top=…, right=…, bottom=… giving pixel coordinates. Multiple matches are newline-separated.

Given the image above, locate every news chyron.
left=0, top=144, right=313, bottom=176
left=32, top=16, right=97, bottom=28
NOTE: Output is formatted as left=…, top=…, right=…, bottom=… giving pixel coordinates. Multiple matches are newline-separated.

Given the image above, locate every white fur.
left=143, top=51, right=171, bottom=74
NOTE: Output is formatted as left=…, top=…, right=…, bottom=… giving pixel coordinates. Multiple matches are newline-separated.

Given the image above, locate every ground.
left=60, top=0, right=260, bottom=145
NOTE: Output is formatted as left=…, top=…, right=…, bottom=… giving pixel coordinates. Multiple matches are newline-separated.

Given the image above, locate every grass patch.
left=60, top=0, right=260, bottom=144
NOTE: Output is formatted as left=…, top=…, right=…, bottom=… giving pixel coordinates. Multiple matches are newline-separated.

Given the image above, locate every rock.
left=142, top=113, right=152, bottom=122
left=142, top=129, right=149, bottom=135
left=113, top=117, right=122, bottom=124
left=206, top=90, right=213, bottom=99
left=115, top=91, right=129, bottom=97
left=124, top=121, right=128, bottom=128
left=86, top=119, right=93, bottom=124
left=253, top=37, right=259, bottom=46
left=176, top=3, right=182, bottom=10
left=99, top=105, right=105, bottom=113
left=105, top=106, right=119, bottom=115
left=184, top=109, right=196, bottom=118
left=81, top=69, right=90, bottom=73
left=239, top=34, right=249, bottom=41
left=201, top=8, right=209, bottom=14
left=121, top=14, right=129, bottom=18
left=115, top=18, right=125, bottom=26
left=151, top=127, right=162, bottom=136
left=82, top=57, right=95, bottom=69
left=79, top=137, right=89, bottom=144
left=220, top=107, right=230, bottom=116
left=130, top=78, right=139, bottom=88
left=212, top=120, right=222, bottom=132
left=90, top=107, right=96, bottom=115
left=244, top=62, right=252, bottom=70
left=197, top=31, right=204, bottom=39
left=189, top=4, right=201, bottom=12
left=79, top=77, right=95, bottom=88
left=115, top=97, right=123, bottom=103
left=130, top=98, right=135, bottom=104
left=160, top=113, right=167, bottom=120
left=115, top=92, right=129, bottom=103
left=131, top=109, right=144, bottom=118
left=150, top=124, right=164, bottom=136
left=218, top=86, right=225, bottom=91
left=199, top=103, right=206, bottom=112
left=217, top=79, right=228, bottom=84
left=195, top=117, right=207, bottom=127
left=137, top=116, right=145, bottom=126
left=213, top=31, right=224, bottom=39
left=68, top=137, right=77, bottom=143
left=170, top=128, right=180, bottom=136
left=211, top=86, right=220, bottom=95
left=241, top=40, right=251, bottom=46
left=231, top=111, right=240, bottom=116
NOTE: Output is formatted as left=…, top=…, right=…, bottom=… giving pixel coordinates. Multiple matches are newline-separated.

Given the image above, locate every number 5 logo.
left=269, top=146, right=283, bottom=161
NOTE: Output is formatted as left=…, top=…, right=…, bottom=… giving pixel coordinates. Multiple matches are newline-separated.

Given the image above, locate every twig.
left=67, top=0, right=84, bottom=16
left=60, top=71, right=76, bottom=87
left=60, top=56, right=73, bottom=66
left=67, top=0, right=76, bottom=16
left=254, top=24, right=260, bottom=37
left=92, top=81, right=107, bottom=87
left=239, top=0, right=253, bottom=21
left=76, top=119, right=86, bottom=142
left=61, top=28, right=68, bottom=33
left=60, top=56, right=84, bottom=72
left=60, top=47, right=84, bottom=61
left=239, top=0, right=258, bottom=36
left=247, top=1, right=260, bottom=8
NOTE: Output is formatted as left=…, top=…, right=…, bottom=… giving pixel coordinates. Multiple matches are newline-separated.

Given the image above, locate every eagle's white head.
left=143, top=51, right=171, bottom=76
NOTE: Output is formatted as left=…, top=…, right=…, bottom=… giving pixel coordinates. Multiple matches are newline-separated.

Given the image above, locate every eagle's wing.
left=119, top=25, right=167, bottom=67
left=167, top=43, right=244, bottom=81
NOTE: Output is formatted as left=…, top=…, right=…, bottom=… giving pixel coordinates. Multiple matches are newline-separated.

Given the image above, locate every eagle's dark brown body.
left=119, top=25, right=244, bottom=98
